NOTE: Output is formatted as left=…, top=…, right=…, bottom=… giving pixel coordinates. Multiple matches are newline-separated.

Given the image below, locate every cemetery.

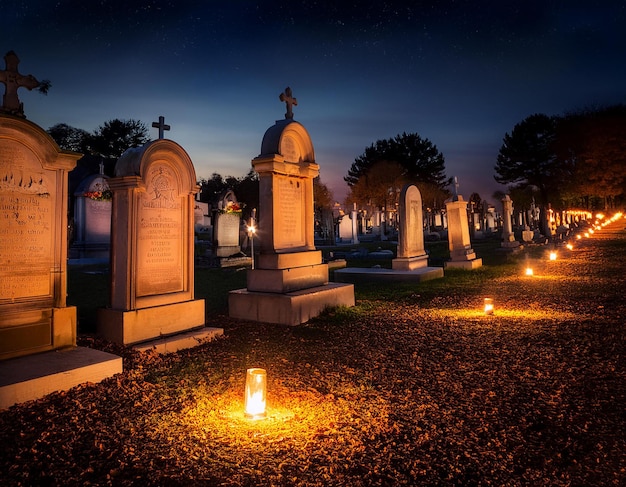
left=1, top=53, right=625, bottom=486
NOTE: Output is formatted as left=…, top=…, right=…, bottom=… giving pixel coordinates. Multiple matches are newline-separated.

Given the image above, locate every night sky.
left=2, top=1, right=625, bottom=204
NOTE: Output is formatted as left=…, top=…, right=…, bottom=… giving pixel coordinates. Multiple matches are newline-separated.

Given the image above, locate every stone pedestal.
left=444, top=195, right=482, bottom=270
left=97, top=139, right=207, bottom=345
left=229, top=118, right=354, bottom=325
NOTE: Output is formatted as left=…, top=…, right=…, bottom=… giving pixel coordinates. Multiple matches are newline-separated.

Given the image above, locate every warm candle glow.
left=484, top=298, right=494, bottom=315
left=245, top=368, right=267, bottom=419
left=549, top=251, right=557, bottom=261
left=525, top=267, right=534, bottom=276
left=566, top=243, right=573, bottom=250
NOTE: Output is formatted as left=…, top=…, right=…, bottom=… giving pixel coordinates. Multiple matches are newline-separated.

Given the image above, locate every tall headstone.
left=0, top=114, right=81, bottom=360
left=213, top=189, right=242, bottom=257
left=444, top=178, right=482, bottom=269
left=97, top=139, right=206, bottom=345
left=392, top=184, right=429, bottom=270
left=501, top=194, right=522, bottom=249
left=229, top=88, right=354, bottom=325
left=335, top=184, right=443, bottom=283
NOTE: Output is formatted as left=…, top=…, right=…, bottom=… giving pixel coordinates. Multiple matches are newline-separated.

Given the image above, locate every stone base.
left=228, top=282, right=355, bottom=326
left=134, top=327, right=223, bottom=354
left=392, top=254, right=429, bottom=271
left=247, top=263, right=329, bottom=293
left=219, top=256, right=252, bottom=268
left=444, top=258, right=483, bottom=270
left=334, top=266, right=443, bottom=284
left=501, top=240, right=522, bottom=249
left=97, top=299, right=205, bottom=345
left=0, top=306, right=77, bottom=361
left=216, top=246, right=241, bottom=258
left=0, top=347, right=122, bottom=410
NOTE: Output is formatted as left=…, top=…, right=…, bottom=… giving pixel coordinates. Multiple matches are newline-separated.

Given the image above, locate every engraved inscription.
left=0, top=141, right=53, bottom=300
left=136, top=164, right=184, bottom=296
left=275, top=175, right=304, bottom=248
left=216, top=213, right=240, bottom=247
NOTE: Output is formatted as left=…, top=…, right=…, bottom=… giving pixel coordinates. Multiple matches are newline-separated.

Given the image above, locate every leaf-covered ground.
left=1, top=220, right=625, bottom=486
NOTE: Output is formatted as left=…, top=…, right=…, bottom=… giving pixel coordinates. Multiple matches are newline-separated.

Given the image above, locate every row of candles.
left=245, top=212, right=623, bottom=420
left=484, top=211, right=623, bottom=315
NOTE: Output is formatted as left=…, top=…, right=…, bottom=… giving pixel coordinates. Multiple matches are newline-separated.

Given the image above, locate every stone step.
left=134, top=327, right=224, bottom=354
left=0, top=347, right=123, bottom=410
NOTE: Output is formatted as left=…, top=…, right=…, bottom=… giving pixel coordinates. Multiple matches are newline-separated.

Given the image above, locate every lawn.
left=1, top=222, right=625, bottom=486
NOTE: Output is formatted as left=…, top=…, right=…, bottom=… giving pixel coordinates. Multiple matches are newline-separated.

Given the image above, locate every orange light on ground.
left=549, top=251, right=557, bottom=261
left=525, top=267, right=534, bottom=276
left=566, top=243, right=573, bottom=250
left=484, top=298, right=494, bottom=315
left=244, top=368, right=267, bottom=419
left=576, top=235, right=582, bottom=240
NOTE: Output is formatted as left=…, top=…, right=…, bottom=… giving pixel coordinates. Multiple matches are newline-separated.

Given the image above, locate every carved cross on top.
left=453, top=176, right=460, bottom=197
left=0, top=51, right=41, bottom=117
left=152, top=115, right=170, bottom=139
left=279, top=87, right=297, bottom=119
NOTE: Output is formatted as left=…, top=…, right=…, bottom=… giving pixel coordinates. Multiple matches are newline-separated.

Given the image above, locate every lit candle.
left=244, top=368, right=267, bottom=419
left=484, top=298, right=494, bottom=315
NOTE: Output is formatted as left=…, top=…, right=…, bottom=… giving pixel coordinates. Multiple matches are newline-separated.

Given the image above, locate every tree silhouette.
left=345, top=132, right=450, bottom=192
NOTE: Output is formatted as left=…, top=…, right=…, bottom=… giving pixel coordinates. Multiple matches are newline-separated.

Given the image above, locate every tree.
left=345, top=132, right=450, bottom=195
left=557, top=105, right=626, bottom=209
left=197, top=169, right=260, bottom=220
left=495, top=114, right=563, bottom=235
left=85, top=119, right=149, bottom=160
left=346, top=160, right=407, bottom=209
left=47, top=123, right=89, bottom=153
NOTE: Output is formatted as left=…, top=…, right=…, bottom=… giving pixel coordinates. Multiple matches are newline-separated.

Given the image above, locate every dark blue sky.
left=2, top=1, right=625, bottom=204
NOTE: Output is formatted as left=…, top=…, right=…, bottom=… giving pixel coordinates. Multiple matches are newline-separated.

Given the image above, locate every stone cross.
left=0, top=51, right=41, bottom=117
left=452, top=176, right=460, bottom=198
left=152, top=115, right=170, bottom=139
left=279, top=87, right=297, bottom=119
left=99, top=161, right=105, bottom=175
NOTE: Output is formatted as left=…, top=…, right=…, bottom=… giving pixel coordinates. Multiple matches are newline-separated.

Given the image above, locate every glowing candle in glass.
left=244, top=368, right=267, bottom=419
left=484, top=298, right=494, bottom=315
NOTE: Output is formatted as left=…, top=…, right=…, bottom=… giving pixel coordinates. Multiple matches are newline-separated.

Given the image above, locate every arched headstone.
left=97, top=139, right=205, bottom=345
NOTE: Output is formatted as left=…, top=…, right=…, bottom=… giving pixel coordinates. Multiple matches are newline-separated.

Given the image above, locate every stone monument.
left=393, top=184, right=429, bottom=270
left=213, top=189, right=242, bottom=257
left=97, top=138, right=209, bottom=345
left=0, top=114, right=81, bottom=360
left=444, top=177, right=482, bottom=269
left=335, top=184, right=443, bottom=283
left=229, top=87, right=354, bottom=325
left=501, top=194, right=522, bottom=250
left=71, top=165, right=112, bottom=260
left=1, top=54, right=121, bottom=408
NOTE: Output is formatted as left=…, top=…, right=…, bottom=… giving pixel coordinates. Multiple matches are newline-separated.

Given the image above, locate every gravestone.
left=338, top=213, right=353, bottom=242
left=501, top=194, right=522, bottom=249
left=444, top=178, right=482, bottom=269
left=392, top=184, right=429, bottom=270
left=213, top=189, right=242, bottom=257
left=97, top=139, right=206, bottom=345
left=229, top=87, right=354, bottom=325
left=71, top=168, right=111, bottom=260
left=0, top=53, right=122, bottom=409
left=0, top=114, right=81, bottom=360
left=335, top=184, right=443, bottom=283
